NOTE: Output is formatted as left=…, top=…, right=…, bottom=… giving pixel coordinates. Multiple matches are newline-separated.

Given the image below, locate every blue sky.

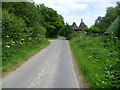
left=34, top=0, right=118, bottom=27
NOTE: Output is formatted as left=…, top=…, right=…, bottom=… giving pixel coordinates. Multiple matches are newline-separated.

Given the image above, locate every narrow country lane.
left=3, top=39, right=80, bottom=88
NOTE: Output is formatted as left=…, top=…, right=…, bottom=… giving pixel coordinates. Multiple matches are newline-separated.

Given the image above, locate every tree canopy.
left=37, top=4, right=65, bottom=38
left=94, top=2, right=120, bottom=32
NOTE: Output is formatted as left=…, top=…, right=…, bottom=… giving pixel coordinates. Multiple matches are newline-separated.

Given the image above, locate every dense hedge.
left=2, top=2, right=66, bottom=71
left=2, top=3, right=49, bottom=71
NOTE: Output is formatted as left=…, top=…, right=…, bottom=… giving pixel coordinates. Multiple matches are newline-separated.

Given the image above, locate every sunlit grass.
left=70, top=32, right=119, bottom=88
left=2, top=40, right=50, bottom=72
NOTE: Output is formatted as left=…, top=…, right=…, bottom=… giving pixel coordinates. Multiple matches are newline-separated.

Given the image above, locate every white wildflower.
left=21, top=38, right=24, bottom=41
left=6, top=45, right=10, bottom=48
left=6, top=35, right=9, bottom=38
left=29, top=37, right=31, bottom=40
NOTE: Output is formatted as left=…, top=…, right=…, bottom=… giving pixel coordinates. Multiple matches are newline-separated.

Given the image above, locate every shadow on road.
left=59, top=36, right=66, bottom=40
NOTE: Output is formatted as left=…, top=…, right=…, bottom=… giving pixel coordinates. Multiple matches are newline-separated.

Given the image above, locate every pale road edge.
left=67, top=40, right=80, bottom=88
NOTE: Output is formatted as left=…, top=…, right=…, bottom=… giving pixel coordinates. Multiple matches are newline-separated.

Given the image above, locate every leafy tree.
left=94, top=4, right=118, bottom=32
left=59, top=23, right=74, bottom=40
left=105, top=7, right=118, bottom=25
left=38, top=4, right=64, bottom=38
left=2, top=10, right=27, bottom=42
left=2, top=2, right=48, bottom=68
left=116, top=1, right=120, bottom=16
left=94, top=17, right=108, bottom=32
left=85, top=27, right=100, bottom=34
left=2, top=2, right=45, bottom=27
left=95, top=16, right=102, bottom=24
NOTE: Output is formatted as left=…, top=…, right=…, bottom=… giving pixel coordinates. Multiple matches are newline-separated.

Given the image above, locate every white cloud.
left=34, top=0, right=88, bottom=14
left=64, top=14, right=99, bottom=27
left=52, top=6, right=69, bottom=14
left=34, top=0, right=118, bottom=27
left=94, top=2, right=116, bottom=9
left=70, top=3, right=88, bottom=10
left=70, top=0, right=119, bottom=2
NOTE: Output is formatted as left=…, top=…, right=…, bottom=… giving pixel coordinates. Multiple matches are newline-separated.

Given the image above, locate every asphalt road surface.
left=3, top=39, right=80, bottom=88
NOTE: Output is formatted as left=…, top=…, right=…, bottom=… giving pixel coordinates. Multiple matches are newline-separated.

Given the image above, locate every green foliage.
left=85, top=27, right=101, bottom=33
left=116, top=2, right=120, bottom=16
left=2, top=2, right=65, bottom=71
left=2, top=3, right=49, bottom=72
left=70, top=32, right=119, bottom=88
left=94, top=2, right=119, bottom=32
left=106, top=16, right=120, bottom=38
left=38, top=4, right=64, bottom=38
left=2, top=2, right=45, bottom=27
left=2, top=10, right=27, bottom=42
left=59, top=23, right=74, bottom=40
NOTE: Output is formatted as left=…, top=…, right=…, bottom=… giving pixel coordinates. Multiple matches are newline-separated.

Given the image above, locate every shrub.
left=59, top=23, right=74, bottom=40
left=85, top=27, right=101, bottom=33
left=2, top=9, right=49, bottom=71
left=2, top=9, right=27, bottom=45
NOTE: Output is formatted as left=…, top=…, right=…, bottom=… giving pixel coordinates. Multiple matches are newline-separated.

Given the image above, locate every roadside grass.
left=70, top=31, right=119, bottom=88
left=2, top=9, right=50, bottom=74
left=2, top=40, right=50, bottom=73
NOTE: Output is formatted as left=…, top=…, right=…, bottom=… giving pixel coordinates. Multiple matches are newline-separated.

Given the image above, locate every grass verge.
left=69, top=32, right=119, bottom=88
left=2, top=40, right=50, bottom=76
